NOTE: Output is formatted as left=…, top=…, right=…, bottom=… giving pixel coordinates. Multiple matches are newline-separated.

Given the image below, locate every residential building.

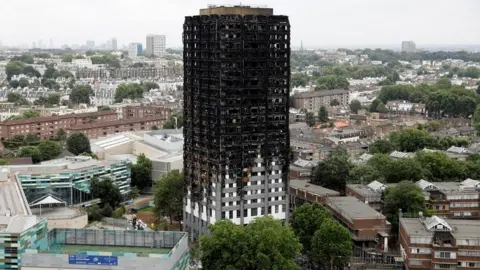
left=0, top=111, right=117, bottom=140
left=91, top=130, right=183, bottom=182
left=128, top=42, right=143, bottom=58
left=400, top=216, right=480, bottom=270
left=8, top=156, right=131, bottom=206
left=288, top=158, right=318, bottom=181
left=111, top=38, right=118, bottom=51
left=21, top=229, right=189, bottom=270
left=416, top=179, right=480, bottom=219
left=386, top=100, right=425, bottom=114
left=66, top=115, right=167, bottom=139
left=326, top=196, right=391, bottom=250
left=146, top=34, right=166, bottom=57
left=292, top=89, right=349, bottom=112
left=0, top=171, right=49, bottom=269
left=121, top=104, right=171, bottom=120
left=402, top=41, right=416, bottom=53
left=183, top=5, right=290, bottom=238
left=346, top=181, right=385, bottom=211
left=289, top=179, right=339, bottom=207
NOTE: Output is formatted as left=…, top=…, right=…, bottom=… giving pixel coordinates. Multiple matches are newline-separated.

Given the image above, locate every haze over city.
left=1, top=0, right=480, bottom=48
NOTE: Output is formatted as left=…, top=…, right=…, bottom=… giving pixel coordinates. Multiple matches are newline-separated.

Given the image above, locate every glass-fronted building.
left=14, top=158, right=131, bottom=206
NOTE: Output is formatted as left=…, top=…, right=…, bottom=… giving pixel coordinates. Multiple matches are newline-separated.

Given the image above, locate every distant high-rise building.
left=86, top=40, right=95, bottom=49
left=183, top=5, right=291, bottom=237
left=38, top=40, right=43, bottom=49
left=146, top=34, right=166, bottom=57
left=128, top=43, right=143, bottom=58
left=49, top=39, right=54, bottom=49
left=32, top=42, right=37, bottom=49
left=112, top=38, right=118, bottom=51
left=402, top=41, right=416, bottom=53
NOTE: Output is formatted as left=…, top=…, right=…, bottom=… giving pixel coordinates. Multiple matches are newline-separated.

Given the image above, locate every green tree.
left=23, top=110, right=40, bottom=118
left=199, top=217, right=302, bottom=270
left=314, top=146, right=350, bottom=193
left=476, top=84, right=480, bottom=96
left=9, top=80, right=19, bottom=88
left=383, top=181, right=426, bottom=230
left=129, top=186, right=139, bottom=201
left=90, top=177, right=123, bottom=208
left=66, top=133, right=91, bottom=155
left=7, top=92, right=23, bottom=103
left=70, top=85, right=94, bottom=104
left=5, top=61, right=24, bottom=80
left=163, top=113, right=184, bottom=129
left=55, top=129, right=67, bottom=141
left=318, top=106, right=328, bottom=123
left=86, top=204, right=103, bottom=221
left=311, top=219, right=352, bottom=270
left=114, top=83, right=145, bottom=102
left=61, top=54, right=74, bottom=63
left=38, top=140, right=62, bottom=161
left=153, top=170, right=184, bottom=224
left=369, top=139, right=394, bottom=154
left=389, top=129, right=432, bottom=152
left=290, top=203, right=330, bottom=252
left=18, top=78, right=29, bottom=88
left=19, top=146, right=41, bottom=163
left=47, top=93, right=61, bottom=105
left=131, top=153, right=153, bottom=190
left=0, top=159, right=9, bottom=165
left=349, top=100, right=362, bottom=114
left=305, top=112, right=316, bottom=127
left=43, top=67, right=56, bottom=79
left=436, top=78, right=452, bottom=89
left=142, top=82, right=160, bottom=91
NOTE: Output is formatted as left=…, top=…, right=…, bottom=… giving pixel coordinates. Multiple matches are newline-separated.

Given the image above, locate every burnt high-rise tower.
left=183, top=5, right=290, bottom=237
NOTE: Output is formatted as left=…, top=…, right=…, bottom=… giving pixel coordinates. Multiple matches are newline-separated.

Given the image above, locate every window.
left=251, top=208, right=258, bottom=217
left=275, top=205, right=279, bottom=213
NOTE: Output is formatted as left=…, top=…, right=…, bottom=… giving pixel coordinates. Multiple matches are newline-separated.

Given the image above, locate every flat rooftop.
left=326, top=196, right=385, bottom=222
left=199, top=5, right=273, bottom=16
left=401, top=218, right=480, bottom=239
left=346, top=184, right=383, bottom=202
left=290, top=180, right=339, bottom=197
left=42, top=245, right=171, bottom=257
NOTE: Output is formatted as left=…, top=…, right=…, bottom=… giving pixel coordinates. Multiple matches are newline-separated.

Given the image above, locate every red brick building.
left=121, top=105, right=172, bottom=120
left=400, top=216, right=480, bottom=269
left=0, top=111, right=117, bottom=140
left=325, top=196, right=391, bottom=250
left=66, top=115, right=167, bottom=139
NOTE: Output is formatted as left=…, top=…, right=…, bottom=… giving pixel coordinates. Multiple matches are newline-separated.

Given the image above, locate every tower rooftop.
left=199, top=5, right=273, bottom=16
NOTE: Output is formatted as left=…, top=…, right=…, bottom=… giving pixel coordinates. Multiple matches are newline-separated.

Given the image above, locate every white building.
left=146, top=34, right=166, bottom=57
left=128, top=43, right=142, bottom=58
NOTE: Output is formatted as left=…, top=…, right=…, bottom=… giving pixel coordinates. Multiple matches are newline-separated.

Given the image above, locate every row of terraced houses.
left=0, top=105, right=172, bottom=140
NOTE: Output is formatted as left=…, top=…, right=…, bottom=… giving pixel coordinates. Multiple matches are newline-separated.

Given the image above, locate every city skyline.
left=1, top=0, right=479, bottom=48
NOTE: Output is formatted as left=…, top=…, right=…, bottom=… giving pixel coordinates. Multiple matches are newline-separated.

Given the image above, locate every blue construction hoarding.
left=68, top=254, right=118, bottom=266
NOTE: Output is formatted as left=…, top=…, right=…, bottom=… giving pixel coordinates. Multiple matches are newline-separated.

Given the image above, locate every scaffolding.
left=183, top=13, right=291, bottom=208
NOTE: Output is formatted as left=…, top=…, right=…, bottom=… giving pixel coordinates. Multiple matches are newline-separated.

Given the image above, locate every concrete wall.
left=47, top=214, right=88, bottom=229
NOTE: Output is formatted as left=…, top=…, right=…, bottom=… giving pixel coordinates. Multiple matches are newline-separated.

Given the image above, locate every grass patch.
left=138, top=206, right=155, bottom=213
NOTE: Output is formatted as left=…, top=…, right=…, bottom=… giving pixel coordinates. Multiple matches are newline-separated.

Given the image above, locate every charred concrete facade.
left=183, top=6, right=290, bottom=237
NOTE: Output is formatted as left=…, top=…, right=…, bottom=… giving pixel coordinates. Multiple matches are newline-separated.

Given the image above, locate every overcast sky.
left=1, top=0, right=479, bottom=48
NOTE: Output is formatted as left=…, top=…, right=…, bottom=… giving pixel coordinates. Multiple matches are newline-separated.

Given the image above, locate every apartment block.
left=0, top=111, right=117, bottom=140
left=146, top=34, right=166, bottom=57
left=289, top=179, right=339, bottom=207
left=416, top=179, right=480, bottom=219
left=325, top=196, right=391, bottom=250
left=121, top=105, right=171, bottom=120
left=66, top=116, right=167, bottom=139
left=292, top=89, right=349, bottom=112
left=400, top=216, right=480, bottom=270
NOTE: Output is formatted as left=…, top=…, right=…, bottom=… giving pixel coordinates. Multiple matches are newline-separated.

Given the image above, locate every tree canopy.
left=66, top=133, right=91, bottom=155
left=383, top=181, right=427, bottom=230
left=131, top=153, right=153, bottom=190
left=349, top=100, right=362, bottom=114
left=153, top=170, right=183, bottom=224
left=90, top=177, right=123, bottom=208
left=163, top=113, right=184, bottom=129
left=199, top=216, right=302, bottom=270
left=38, top=140, right=62, bottom=161
left=313, top=146, right=350, bottom=193
left=114, top=82, right=159, bottom=102
left=311, top=219, right=352, bottom=270
left=70, top=85, right=94, bottom=104
left=318, top=106, right=328, bottom=123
